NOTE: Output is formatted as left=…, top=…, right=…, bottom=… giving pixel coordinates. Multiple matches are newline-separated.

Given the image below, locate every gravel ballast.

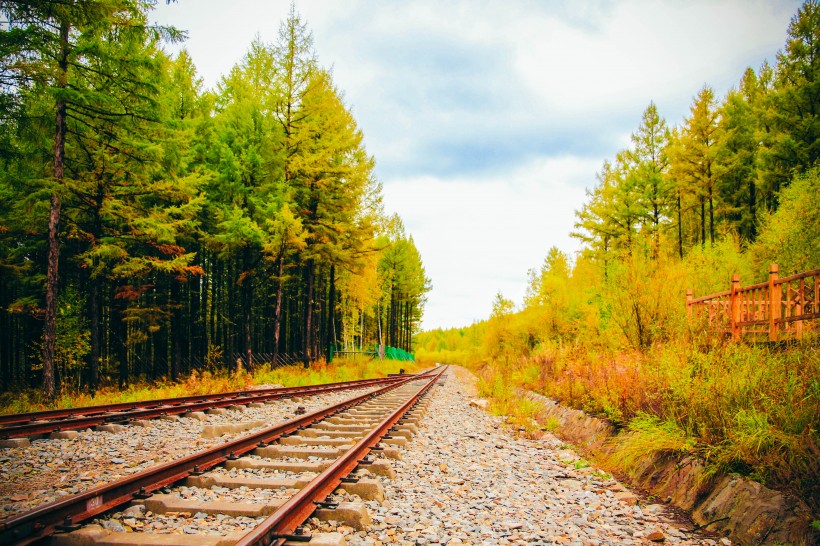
left=0, top=386, right=379, bottom=521
left=314, top=367, right=720, bottom=545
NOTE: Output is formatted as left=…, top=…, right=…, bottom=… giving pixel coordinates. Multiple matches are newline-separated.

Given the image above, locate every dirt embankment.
left=521, top=390, right=818, bottom=546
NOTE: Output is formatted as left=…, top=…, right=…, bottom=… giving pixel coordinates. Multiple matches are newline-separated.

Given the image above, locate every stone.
left=647, top=530, right=666, bottom=542
left=315, top=502, right=372, bottom=530
left=123, top=504, right=146, bottom=518
left=614, top=491, right=638, bottom=506
left=49, top=431, right=79, bottom=440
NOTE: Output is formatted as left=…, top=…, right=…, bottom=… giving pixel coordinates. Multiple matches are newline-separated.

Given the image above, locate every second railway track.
left=0, top=375, right=418, bottom=441
left=0, top=366, right=446, bottom=546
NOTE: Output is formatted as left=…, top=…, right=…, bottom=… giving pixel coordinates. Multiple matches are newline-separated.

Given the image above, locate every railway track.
left=0, top=366, right=446, bottom=546
left=0, top=375, right=417, bottom=441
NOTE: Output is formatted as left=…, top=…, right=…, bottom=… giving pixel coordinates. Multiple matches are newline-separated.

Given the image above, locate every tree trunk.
left=272, top=251, right=285, bottom=366
left=708, top=185, right=715, bottom=245
left=170, top=278, right=182, bottom=380
left=43, top=17, right=70, bottom=401
left=303, top=259, right=315, bottom=366
left=241, top=248, right=253, bottom=372
left=326, top=265, right=335, bottom=361
left=700, top=196, right=706, bottom=248
left=652, top=182, right=660, bottom=259
left=676, top=192, right=683, bottom=259
left=117, top=291, right=129, bottom=389
left=748, top=179, right=757, bottom=241
left=89, top=276, right=100, bottom=392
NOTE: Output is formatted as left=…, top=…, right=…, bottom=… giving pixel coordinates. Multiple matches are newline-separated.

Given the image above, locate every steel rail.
left=0, top=374, right=438, bottom=439
left=0, top=375, right=413, bottom=428
left=236, top=366, right=447, bottom=546
left=0, top=372, right=435, bottom=546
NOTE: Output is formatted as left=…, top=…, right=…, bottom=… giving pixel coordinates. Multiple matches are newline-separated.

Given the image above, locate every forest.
left=417, top=1, right=820, bottom=513
left=0, top=2, right=431, bottom=399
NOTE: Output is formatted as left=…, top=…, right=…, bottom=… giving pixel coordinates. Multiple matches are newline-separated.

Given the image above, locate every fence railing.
left=686, top=264, right=820, bottom=341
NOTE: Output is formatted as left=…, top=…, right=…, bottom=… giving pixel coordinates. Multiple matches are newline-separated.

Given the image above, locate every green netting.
left=383, top=346, right=414, bottom=361
left=329, top=344, right=413, bottom=362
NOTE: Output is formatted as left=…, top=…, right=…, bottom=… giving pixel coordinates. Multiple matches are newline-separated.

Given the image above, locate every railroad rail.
left=0, top=366, right=446, bottom=545
left=0, top=375, right=419, bottom=440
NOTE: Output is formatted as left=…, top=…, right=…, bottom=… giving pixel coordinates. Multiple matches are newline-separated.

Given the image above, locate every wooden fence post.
left=795, top=277, right=804, bottom=339
left=769, top=264, right=781, bottom=342
left=730, top=274, right=741, bottom=341
left=686, top=289, right=693, bottom=321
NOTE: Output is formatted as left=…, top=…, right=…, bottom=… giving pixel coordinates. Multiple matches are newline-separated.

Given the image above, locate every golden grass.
left=0, top=356, right=427, bottom=415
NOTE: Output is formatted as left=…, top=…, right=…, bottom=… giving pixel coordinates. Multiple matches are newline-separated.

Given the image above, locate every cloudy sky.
left=151, top=0, right=800, bottom=331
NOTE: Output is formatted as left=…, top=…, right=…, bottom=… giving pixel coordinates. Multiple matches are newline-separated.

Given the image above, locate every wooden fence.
left=686, top=264, right=820, bottom=341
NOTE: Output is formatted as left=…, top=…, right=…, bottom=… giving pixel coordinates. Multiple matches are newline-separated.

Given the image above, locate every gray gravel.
left=98, top=503, right=267, bottom=536
left=312, top=366, right=721, bottom=545
left=0, top=386, right=378, bottom=521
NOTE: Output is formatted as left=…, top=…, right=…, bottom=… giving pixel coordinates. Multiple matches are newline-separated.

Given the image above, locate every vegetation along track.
left=0, top=366, right=445, bottom=545
left=0, top=376, right=414, bottom=440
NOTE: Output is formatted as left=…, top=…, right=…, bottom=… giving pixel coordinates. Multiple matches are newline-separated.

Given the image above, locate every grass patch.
left=607, top=412, right=696, bottom=475
left=476, top=371, right=546, bottom=434
left=541, top=416, right=561, bottom=432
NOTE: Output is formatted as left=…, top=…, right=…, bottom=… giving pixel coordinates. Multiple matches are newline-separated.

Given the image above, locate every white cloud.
left=513, top=0, right=794, bottom=119
left=383, top=156, right=594, bottom=329
left=150, top=0, right=802, bottom=331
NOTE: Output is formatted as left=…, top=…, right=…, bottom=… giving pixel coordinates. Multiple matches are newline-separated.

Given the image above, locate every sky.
left=151, top=0, right=801, bottom=331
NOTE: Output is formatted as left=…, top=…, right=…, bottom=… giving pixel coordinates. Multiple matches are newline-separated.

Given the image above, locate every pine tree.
left=0, top=0, right=182, bottom=397
left=760, top=0, right=820, bottom=206
left=625, top=102, right=670, bottom=255
left=715, top=67, right=770, bottom=243
left=206, top=36, right=290, bottom=370
left=669, top=86, right=721, bottom=247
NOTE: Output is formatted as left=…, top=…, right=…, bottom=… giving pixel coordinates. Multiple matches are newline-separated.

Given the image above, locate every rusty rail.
left=0, top=375, right=414, bottom=438
left=687, top=264, right=820, bottom=341
left=0, top=368, right=443, bottom=545
left=236, top=366, right=445, bottom=545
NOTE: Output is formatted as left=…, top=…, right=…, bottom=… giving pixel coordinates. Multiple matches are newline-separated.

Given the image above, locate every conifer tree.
left=715, top=68, right=770, bottom=243
left=206, top=37, right=282, bottom=370
left=670, top=86, right=721, bottom=247
left=0, top=0, right=182, bottom=397
left=759, top=0, right=820, bottom=206
left=626, top=102, right=670, bottom=255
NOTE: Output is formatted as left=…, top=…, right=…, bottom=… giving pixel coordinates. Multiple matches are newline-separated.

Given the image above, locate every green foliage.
left=751, top=166, right=820, bottom=275
left=760, top=0, right=820, bottom=200
left=608, top=412, right=696, bottom=474
left=0, top=6, right=429, bottom=393
left=30, top=286, right=91, bottom=390
left=415, top=322, right=486, bottom=366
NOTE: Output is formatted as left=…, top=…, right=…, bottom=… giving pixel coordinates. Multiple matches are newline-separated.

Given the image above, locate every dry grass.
left=0, top=356, right=426, bottom=415
left=470, top=337, right=820, bottom=511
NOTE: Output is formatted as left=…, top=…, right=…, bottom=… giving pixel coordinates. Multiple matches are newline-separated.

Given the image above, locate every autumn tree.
left=669, top=86, right=721, bottom=248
